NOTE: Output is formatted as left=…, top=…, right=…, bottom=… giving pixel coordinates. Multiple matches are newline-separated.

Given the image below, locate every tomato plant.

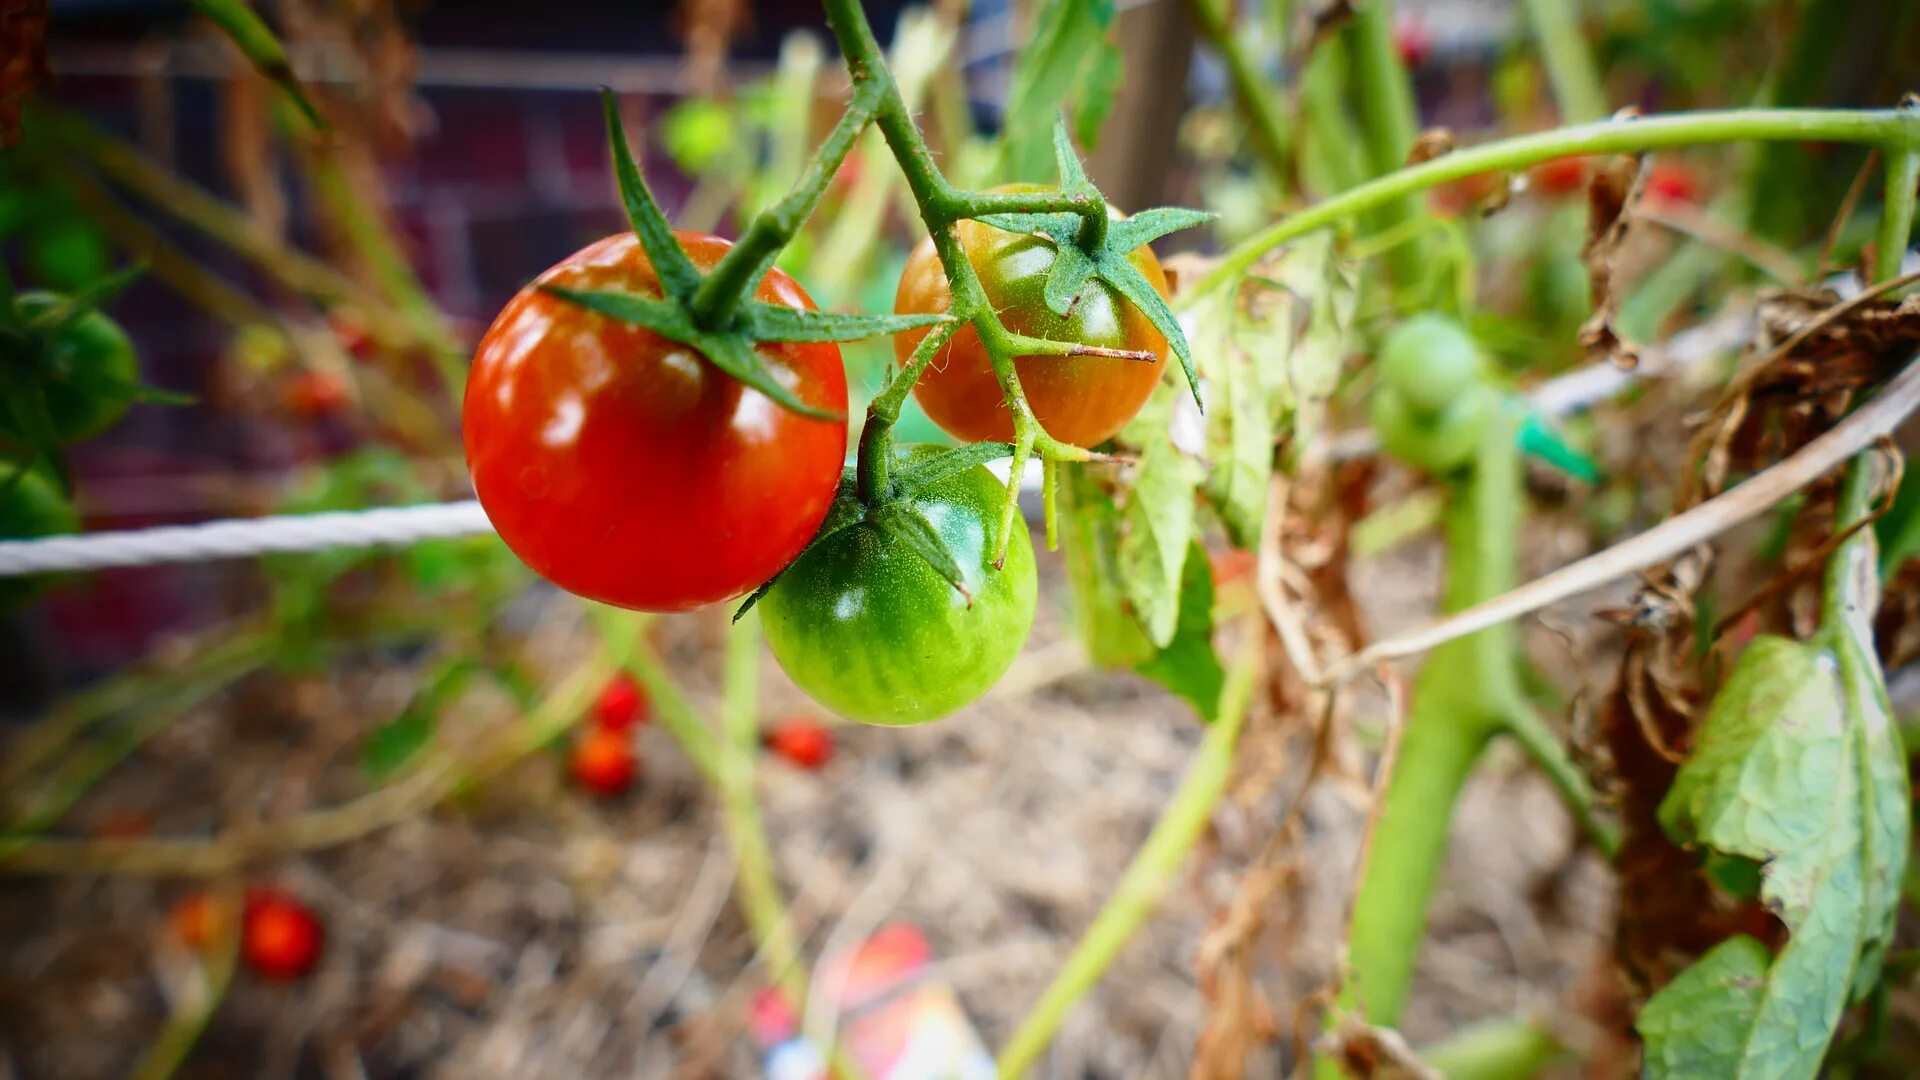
left=760, top=449, right=1036, bottom=726
left=464, top=231, right=849, bottom=613
left=6, top=291, right=138, bottom=443
left=241, top=888, right=324, bottom=980
left=893, top=184, right=1171, bottom=448
left=0, top=464, right=77, bottom=608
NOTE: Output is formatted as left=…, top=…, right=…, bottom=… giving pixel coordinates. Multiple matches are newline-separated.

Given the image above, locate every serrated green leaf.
left=1058, top=461, right=1155, bottom=667
left=1071, top=36, right=1124, bottom=150
left=186, top=0, right=326, bottom=130
left=1116, top=383, right=1202, bottom=647
left=872, top=503, right=969, bottom=598
left=600, top=90, right=701, bottom=301
left=1637, top=937, right=1773, bottom=1077
left=1647, top=634, right=1884, bottom=1080
left=744, top=305, right=950, bottom=343
left=1133, top=540, right=1224, bottom=716
left=998, top=3, right=1116, bottom=181
left=889, top=441, right=1015, bottom=498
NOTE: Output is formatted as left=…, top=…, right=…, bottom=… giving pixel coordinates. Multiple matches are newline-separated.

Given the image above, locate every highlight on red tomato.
left=464, top=231, right=849, bottom=613
left=570, top=726, right=639, bottom=796
left=892, top=184, right=1171, bottom=448
left=241, top=888, right=324, bottom=980
left=764, top=716, right=834, bottom=769
left=592, top=672, right=647, bottom=731
left=761, top=448, right=1037, bottom=726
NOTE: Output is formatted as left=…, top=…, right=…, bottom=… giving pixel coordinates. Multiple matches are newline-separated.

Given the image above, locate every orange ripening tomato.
left=170, top=890, right=233, bottom=950
left=464, top=232, right=848, bottom=612
left=892, top=184, right=1170, bottom=448
left=764, top=717, right=834, bottom=769
left=1644, top=162, right=1701, bottom=207
left=570, top=727, right=638, bottom=796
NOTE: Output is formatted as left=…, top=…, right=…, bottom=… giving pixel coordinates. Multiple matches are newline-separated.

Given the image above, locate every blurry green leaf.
left=186, top=0, right=326, bottom=130
left=1133, top=540, right=1223, bottom=716
left=1072, top=35, right=1125, bottom=151
left=1644, top=622, right=1904, bottom=1080
left=997, top=0, right=1116, bottom=181
left=660, top=98, right=735, bottom=174
left=1117, top=383, right=1202, bottom=647
left=1058, top=461, right=1155, bottom=667
left=360, top=659, right=475, bottom=780
left=1191, top=285, right=1268, bottom=548
left=1264, top=232, right=1357, bottom=448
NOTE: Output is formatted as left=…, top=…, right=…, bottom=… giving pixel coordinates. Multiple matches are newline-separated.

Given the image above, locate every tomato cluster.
left=170, top=886, right=325, bottom=980
left=465, top=161, right=1175, bottom=726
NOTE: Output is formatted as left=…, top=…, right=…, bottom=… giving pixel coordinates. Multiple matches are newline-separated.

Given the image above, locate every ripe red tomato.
left=893, top=184, right=1171, bottom=448
left=592, top=672, right=647, bottom=731
left=1530, top=156, right=1588, bottom=198
left=285, top=369, right=350, bottom=418
left=1645, top=162, right=1701, bottom=206
left=765, top=717, right=834, bottom=769
left=242, top=888, right=323, bottom=979
left=1392, top=15, right=1433, bottom=68
left=465, top=232, right=848, bottom=612
left=570, top=727, right=638, bottom=796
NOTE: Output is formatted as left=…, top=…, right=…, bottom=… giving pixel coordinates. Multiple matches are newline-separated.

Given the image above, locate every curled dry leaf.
left=1577, top=153, right=1651, bottom=369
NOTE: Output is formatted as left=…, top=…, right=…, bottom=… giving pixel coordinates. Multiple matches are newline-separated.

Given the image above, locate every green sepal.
left=0, top=367, right=69, bottom=494
left=17, top=263, right=145, bottom=336
left=870, top=501, right=971, bottom=601
left=744, top=305, right=952, bottom=343
left=541, top=285, right=843, bottom=421
left=599, top=89, right=702, bottom=302
left=888, top=441, right=1014, bottom=499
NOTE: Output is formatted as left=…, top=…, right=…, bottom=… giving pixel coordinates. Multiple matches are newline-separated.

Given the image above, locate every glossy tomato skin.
left=241, top=888, right=324, bottom=980
left=761, top=448, right=1037, bottom=726
left=10, top=291, right=138, bottom=443
left=893, top=184, right=1170, bottom=448
left=592, top=672, right=647, bottom=731
left=570, top=727, right=638, bottom=796
left=464, top=232, right=848, bottom=613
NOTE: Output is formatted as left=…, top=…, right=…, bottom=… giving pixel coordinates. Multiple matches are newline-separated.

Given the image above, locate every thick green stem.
left=995, top=629, right=1264, bottom=1079
left=1875, top=145, right=1918, bottom=286
left=1342, top=0, right=1433, bottom=289
left=688, top=82, right=883, bottom=329
left=1419, top=1017, right=1566, bottom=1080
left=1183, top=0, right=1292, bottom=181
left=1189, top=107, right=1920, bottom=298
left=1520, top=0, right=1607, bottom=123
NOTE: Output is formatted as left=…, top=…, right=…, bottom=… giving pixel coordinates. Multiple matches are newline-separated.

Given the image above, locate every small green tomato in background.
left=8, top=292, right=140, bottom=443
left=761, top=448, right=1037, bottom=726
left=1378, top=313, right=1484, bottom=414
left=0, top=465, right=78, bottom=609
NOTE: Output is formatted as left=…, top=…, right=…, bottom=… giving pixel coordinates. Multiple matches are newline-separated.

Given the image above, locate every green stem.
left=1183, top=0, right=1292, bottom=181
left=688, top=82, right=883, bottom=329
left=1520, top=0, right=1607, bottom=124
left=994, top=629, right=1264, bottom=1079
left=1419, top=1017, right=1566, bottom=1080
left=1875, top=144, right=1917, bottom=287
left=1189, top=107, right=1920, bottom=297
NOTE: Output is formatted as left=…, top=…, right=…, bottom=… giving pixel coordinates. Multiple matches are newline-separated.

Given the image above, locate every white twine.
left=0, top=501, right=494, bottom=577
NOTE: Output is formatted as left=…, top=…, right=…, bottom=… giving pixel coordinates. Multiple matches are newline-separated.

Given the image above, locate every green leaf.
left=1072, top=36, right=1125, bottom=151
left=888, top=441, right=1015, bottom=499
left=1190, top=286, right=1266, bottom=548
left=1265, top=233, right=1357, bottom=448
left=1058, top=461, right=1155, bottom=667
left=997, top=0, right=1116, bottom=181
left=744, top=305, right=950, bottom=343
left=1116, top=383, right=1203, bottom=647
left=599, top=89, right=701, bottom=301
left=360, top=658, right=475, bottom=780
left=871, top=503, right=969, bottom=599
left=659, top=97, right=735, bottom=174
left=1645, top=630, right=1901, bottom=1080
left=1133, top=540, right=1224, bottom=716
left=186, top=0, right=327, bottom=130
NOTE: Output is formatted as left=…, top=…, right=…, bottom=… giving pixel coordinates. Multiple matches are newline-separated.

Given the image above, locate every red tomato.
left=1645, top=163, right=1701, bottom=206
left=242, top=888, right=324, bottom=979
left=1530, top=155, right=1588, bottom=198
left=893, top=184, right=1171, bottom=448
left=764, top=717, right=834, bottom=769
left=570, top=727, right=638, bottom=795
left=592, top=672, right=647, bottom=731
left=285, top=369, right=350, bottom=417
left=1428, top=170, right=1501, bottom=217
left=1392, top=15, right=1433, bottom=68
left=464, top=232, right=849, bottom=612
left=1207, top=548, right=1254, bottom=591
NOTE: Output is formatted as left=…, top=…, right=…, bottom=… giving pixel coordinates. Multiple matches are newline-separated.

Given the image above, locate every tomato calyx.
left=968, top=122, right=1211, bottom=409
left=538, top=92, right=949, bottom=422
left=732, top=440, right=1015, bottom=621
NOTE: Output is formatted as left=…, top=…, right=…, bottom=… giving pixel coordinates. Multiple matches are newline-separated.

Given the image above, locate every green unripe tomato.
left=0, top=465, right=79, bottom=609
left=1371, top=383, right=1496, bottom=475
left=25, top=217, right=113, bottom=292
left=9, top=292, right=140, bottom=443
left=761, top=448, right=1037, bottom=726
left=1378, top=313, right=1484, bottom=415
